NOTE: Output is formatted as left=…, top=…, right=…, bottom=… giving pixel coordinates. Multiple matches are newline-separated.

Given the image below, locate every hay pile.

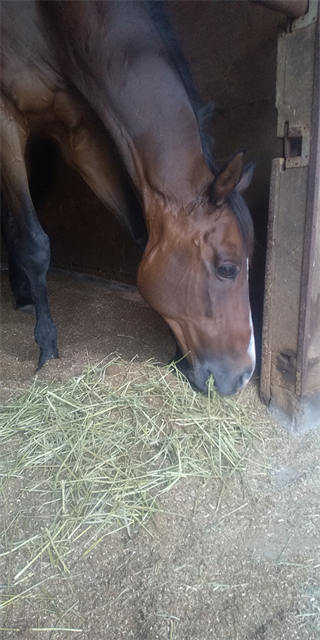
left=0, top=357, right=259, bottom=605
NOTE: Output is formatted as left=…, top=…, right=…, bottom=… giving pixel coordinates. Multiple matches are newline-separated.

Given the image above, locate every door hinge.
left=292, top=0, right=318, bottom=31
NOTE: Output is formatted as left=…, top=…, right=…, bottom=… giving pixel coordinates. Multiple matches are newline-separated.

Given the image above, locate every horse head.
left=137, top=151, right=255, bottom=396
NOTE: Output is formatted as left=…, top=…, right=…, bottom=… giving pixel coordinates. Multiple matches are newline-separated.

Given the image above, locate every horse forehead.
left=191, top=207, right=242, bottom=253
left=157, top=212, right=242, bottom=265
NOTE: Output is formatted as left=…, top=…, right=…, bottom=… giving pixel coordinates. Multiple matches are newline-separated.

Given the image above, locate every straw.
left=0, top=356, right=260, bottom=607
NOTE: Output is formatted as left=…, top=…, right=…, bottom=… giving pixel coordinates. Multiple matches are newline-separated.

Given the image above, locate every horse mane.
left=144, top=1, right=216, bottom=172
left=227, top=190, right=255, bottom=259
left=144, top=1, right=255, bottom=259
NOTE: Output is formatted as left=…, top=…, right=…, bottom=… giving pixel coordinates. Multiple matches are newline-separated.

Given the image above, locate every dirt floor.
left=1, top=269, right=320, bottom=640
left=0, top=270, right=175, bottom=404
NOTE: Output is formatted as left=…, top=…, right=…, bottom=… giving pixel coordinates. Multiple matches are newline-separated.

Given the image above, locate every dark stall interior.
left=2, top=1, right=290, bottom=368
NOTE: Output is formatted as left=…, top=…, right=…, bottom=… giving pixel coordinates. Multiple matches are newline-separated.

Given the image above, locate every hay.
left=0, top=357, right=259, bottom=606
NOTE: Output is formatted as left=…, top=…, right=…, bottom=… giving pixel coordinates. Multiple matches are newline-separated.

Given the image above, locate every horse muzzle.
left=186, top=355, right=255, bottom=396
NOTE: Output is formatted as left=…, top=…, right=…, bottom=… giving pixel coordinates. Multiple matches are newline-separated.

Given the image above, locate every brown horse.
left=0, top=0, right=255, bottom=395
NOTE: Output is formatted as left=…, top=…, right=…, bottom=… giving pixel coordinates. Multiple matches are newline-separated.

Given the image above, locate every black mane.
left=144, top=1, right=254, bottom=258
left=227, top=190, right=255, bottom=259
left=144, top=1, right=216, bottom=172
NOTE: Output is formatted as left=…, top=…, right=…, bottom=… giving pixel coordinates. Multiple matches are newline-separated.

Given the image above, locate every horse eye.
left=216, top=265, right=238, bottom=280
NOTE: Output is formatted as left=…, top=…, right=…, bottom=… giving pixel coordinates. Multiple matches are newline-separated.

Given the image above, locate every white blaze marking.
left=246, top=259, right=256, bottom=376
left=248, top=311, right=256, bottom=372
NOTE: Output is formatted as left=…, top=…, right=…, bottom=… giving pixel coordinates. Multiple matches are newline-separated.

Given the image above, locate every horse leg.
left=2, top=139, right=59, bottom=313
left=1, top=100, right=58, bottom=368
left=1, top=193, right=34, bottom=313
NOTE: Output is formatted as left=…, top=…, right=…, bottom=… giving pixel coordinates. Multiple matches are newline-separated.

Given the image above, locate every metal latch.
left=284, top=123, right=310, bottom=168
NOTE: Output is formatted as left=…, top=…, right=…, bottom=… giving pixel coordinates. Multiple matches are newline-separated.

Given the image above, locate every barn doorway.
left=3, top=0, right=319, bottom=432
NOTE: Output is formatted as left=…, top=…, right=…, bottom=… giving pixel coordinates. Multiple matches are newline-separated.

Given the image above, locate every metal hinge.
left=292, top=0, right=318, bottom=30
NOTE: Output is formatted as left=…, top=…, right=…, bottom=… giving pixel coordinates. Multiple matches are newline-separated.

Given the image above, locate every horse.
left=0, top=0, right=255, bottom=396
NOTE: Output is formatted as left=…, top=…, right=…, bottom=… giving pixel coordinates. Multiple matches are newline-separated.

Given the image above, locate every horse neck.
left=79, top=56, right=212, bottom=215
left=101, top=97, right=213, bottom=229
left=48, top=1, right=214, bottom=217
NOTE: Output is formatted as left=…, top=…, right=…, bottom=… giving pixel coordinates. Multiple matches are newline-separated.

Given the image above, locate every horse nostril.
left=187, top=361, right=254, bottom=396
left=238, top=367, right=253, bottom=389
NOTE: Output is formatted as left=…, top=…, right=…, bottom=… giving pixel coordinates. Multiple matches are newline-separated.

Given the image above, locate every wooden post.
left=261, top=1, right=320, bottom=432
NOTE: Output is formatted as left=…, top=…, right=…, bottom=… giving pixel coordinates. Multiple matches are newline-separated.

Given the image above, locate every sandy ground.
left=1, top=269, right=320, bottom=640
left=0, top=270, right=175, bottom=404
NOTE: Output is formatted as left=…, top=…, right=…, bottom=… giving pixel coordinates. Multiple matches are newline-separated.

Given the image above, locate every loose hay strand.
left=0, top=356, right=259, bottom=607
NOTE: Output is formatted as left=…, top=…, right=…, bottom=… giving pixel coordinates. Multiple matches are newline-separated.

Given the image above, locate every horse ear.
left=235, top=161, right=255, bottom=194
left=211, top=149, right=245, bottom=205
